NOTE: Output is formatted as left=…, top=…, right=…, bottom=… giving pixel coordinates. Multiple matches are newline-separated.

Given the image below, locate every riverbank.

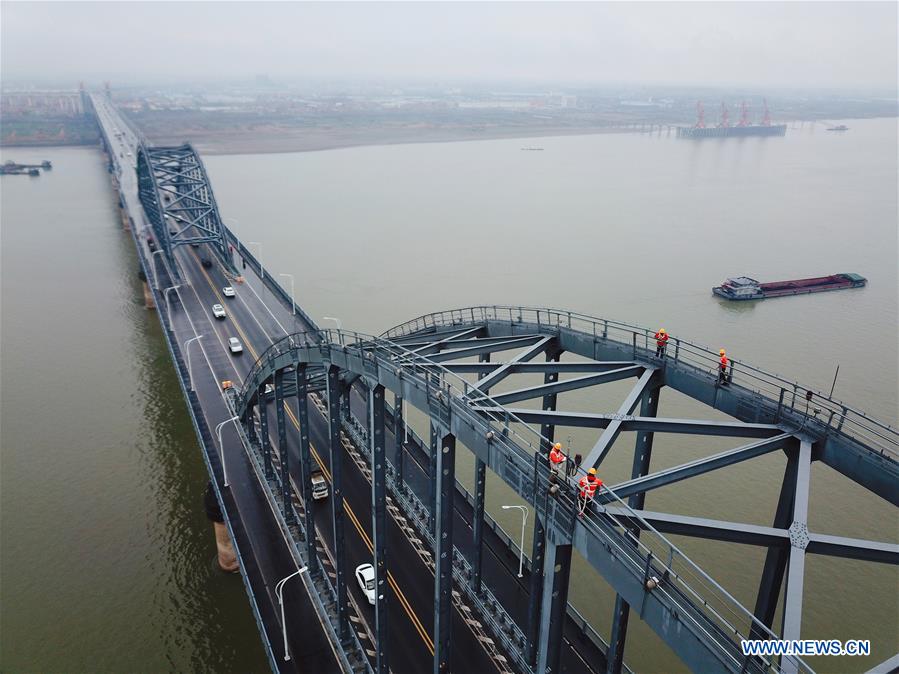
left=148, top=124, right=641, bottom=156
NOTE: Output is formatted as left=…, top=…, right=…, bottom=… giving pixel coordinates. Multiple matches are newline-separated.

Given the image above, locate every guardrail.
left=383, top=306, right=899, bottom=459
left=237, top=328, right=814, bottom=674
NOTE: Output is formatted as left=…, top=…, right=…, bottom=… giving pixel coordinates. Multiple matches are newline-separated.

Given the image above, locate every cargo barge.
left=677, top=99, right=787, bottom=139
left=713, top=273, right=866, bottom=301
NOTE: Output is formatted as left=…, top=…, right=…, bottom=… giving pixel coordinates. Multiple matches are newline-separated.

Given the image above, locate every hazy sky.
left=2, top=1, right=896, bottom=90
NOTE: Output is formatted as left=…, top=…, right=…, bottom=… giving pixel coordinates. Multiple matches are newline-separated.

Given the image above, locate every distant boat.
left=826, top=125, right=849, bottom=131
left=521, top=147, right=545, bottom=151
left=713, top=273, right=866, bottom=301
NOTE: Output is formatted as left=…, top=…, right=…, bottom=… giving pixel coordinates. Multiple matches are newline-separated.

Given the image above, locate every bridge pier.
left=142, top=281, right=155, bottom=309
left=434, top=431, right=456, bottom=674
left=607, top=382, right=661, bottom=673
left=204, top=482, right=238, bottom=572
left=327, top=367, right=350, bottom=641
left=369, top=384, right=389, bottom=674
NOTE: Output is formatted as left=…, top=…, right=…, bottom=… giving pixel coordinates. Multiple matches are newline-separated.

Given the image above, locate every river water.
left=2, top=118, right=896, bottom=673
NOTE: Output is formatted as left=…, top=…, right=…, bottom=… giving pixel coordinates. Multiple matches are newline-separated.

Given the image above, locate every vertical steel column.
left=751, top=445, right=799, bottom=638
left=535, top=540, right=573, bottom=674
left=471, top=352, right=490, bottom=593
left=394, top=392, right=405, bottom=493
left=274, top=369, right=293, bottom=523
left=527, top=350, right=561, bottom=665
left=434, top=431, right=456, bottom=674
left=245, top=402, right=258, bottom=447
left=369, top=384, right=389, bottom=674
left=428, top=422, right=438, bottom=534
left=258, top=383, right=272, bottom=479
left=326, top=366, right=350, bottom=641
left=295, top=364, right=317, bottom=574
left=781, top=440, right=811, bottom=674
left=607, top=384, right=660, bottom=673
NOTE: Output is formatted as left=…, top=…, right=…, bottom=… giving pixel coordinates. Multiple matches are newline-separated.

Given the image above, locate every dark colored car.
left=201, top=258, right=213, bottom=269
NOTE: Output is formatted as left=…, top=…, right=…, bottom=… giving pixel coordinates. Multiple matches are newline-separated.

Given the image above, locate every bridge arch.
left=224, top=309, right=897, bottom=674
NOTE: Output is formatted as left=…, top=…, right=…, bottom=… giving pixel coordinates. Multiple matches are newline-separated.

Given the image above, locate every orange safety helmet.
left=719, top=349, right=726, bottom=355
left=588, top=467, right=597, bottom=475
left=659, top=328, right=666, bottom=334
left=553, top=442, right=562, bottom=450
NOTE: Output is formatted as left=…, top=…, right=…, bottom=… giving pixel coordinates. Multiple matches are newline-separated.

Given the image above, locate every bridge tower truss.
left=136, top=143, right=236, bottom=281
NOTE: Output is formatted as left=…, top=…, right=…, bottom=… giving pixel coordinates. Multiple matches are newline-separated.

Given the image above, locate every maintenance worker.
left=577, top=468, right=603, bottom=516
left=718, top=349, right=729, bottom=386
left=549, top=442, right=566, bottom=472
left=654, top=328, right=669, bottom=358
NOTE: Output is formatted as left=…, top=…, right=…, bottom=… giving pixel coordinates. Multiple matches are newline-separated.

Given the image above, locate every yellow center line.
left=189, top=249, right=260, bottom=361
left=187, top=249, right=434, bottom=654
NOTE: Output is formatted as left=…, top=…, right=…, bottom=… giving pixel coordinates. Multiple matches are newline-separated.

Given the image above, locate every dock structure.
left=92, top=93, right=899, bottom=674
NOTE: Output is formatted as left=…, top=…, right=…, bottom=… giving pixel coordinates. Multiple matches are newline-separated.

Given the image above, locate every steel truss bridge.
left=92, top=94, right=899, bottom=674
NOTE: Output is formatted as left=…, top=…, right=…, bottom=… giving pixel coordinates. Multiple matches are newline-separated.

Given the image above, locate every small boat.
left=521, top=147, right=545, bottom=151
left=713, top=274, right=866, bottom=301
left=826, top=125, right=849, bottom=131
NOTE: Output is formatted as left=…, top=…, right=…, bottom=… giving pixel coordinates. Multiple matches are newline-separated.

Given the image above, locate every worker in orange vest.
left=718, top=349, right=729, bottom=386
left=577, top=468, right=603, bottom=516
left=654, top=328, right=669, bottom=358
left=549, top=442, right=566, bottom=473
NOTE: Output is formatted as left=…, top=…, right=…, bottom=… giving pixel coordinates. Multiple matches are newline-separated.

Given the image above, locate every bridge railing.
left=238, top=328, right=813, bottom=674
left=383, top=306, right=899, bottom=459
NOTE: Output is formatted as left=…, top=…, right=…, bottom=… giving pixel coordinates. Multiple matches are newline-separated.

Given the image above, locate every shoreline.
left=153, top=125, right=642, bottom=157
left=3, top=115, right=894, bottom=157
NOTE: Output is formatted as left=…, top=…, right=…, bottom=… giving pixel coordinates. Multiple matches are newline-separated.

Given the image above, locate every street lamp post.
left=215, top=416, right=241, bottom=487
left=163, top=285, right=181, bottom=323
left=151, top=248, right=165, bottom=289
left=279, top=273, right=296, bottom=315
left=276, top=566, right=309, bottom=661
left=323, top=316, right=342, bottom=330
left=248, top=241, right=264, bottom=281
left=501, top=505, right=529, bottom=577
left=184, top=335, right=203, bottom=391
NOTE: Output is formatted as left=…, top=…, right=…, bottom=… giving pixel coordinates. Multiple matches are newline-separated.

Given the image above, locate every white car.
left=222, top=286, right=236, bottom=298
left=212, top=304, right=226, bottom=320
left=355, top=563, right=376, bottom=605
left=228, top=337, right=243, bottom=354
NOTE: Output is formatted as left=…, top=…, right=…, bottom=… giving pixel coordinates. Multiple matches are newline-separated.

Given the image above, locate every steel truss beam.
left=326, top=366, right=350, bottom=641
left=485, top=366, right=643, bottom=405
left=601, top=509, right=899, bottom=564
left=369, top=384, right=389, bottom=674
left=441, top=361, right=637, bottom=375
left=476, top=407, right=782, bottom=438
left=425, top=334, right=550, bottom=364
left=434, top=431, right=456, bottom=674
left=295, top=364, right=318, bottom=575
left=274, top=370, right=293, bottom=523
left=603, top=433, right=794, bottom=502
left=466, top=336, right=555, bottom=394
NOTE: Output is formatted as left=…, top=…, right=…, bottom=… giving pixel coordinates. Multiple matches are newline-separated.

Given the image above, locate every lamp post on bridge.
left=278, top=273, right=296, bottom=316
left=151, top=248, right=165, bottom=290
left=501, top=504, right=529, bottom=577
left=248, top=241, right=264, bottom=282
left=164, top=285, right=181, bottom=325
left=184, top=335, right=203, bottom=391
left=276, top=566, right=309, bottom=661
left=215, top=416, right=241, bottom=488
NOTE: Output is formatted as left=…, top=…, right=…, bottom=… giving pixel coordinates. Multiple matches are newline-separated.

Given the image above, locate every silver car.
left=228, top=337, right=243, bottom=354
